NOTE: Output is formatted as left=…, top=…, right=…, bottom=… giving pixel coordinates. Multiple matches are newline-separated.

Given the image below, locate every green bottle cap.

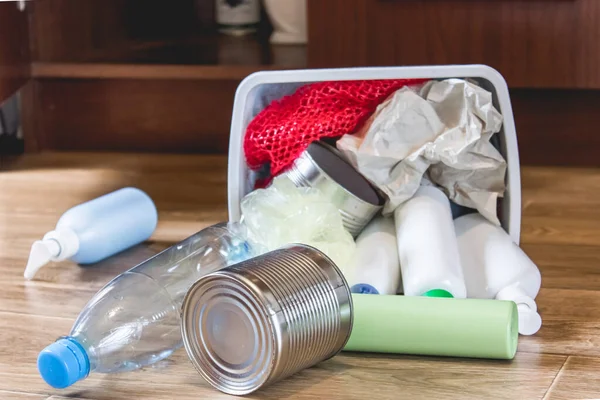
left=423, top=289, right=454, bottom=298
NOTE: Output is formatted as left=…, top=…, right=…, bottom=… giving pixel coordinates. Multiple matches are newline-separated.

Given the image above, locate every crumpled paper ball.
left=337, top=78, right=506, bottom=225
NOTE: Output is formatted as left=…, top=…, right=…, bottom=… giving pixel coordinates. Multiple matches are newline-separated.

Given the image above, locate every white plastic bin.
left=227, top=65, right=521, bottom=244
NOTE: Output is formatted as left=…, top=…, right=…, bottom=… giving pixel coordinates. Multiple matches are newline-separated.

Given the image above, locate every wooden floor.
left=1, top=153, right=600, bottom=400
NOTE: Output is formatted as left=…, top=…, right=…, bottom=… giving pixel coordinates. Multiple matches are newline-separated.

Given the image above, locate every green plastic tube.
left=344, top=294, right=518, bottom=360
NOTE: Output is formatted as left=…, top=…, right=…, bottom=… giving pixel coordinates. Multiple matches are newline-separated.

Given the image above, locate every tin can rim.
left=181, top=272, right=279, bottom=395
left=303, top=141, right=385, bottom=207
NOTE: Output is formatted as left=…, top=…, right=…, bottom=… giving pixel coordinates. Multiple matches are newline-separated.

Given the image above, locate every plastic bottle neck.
left=43, top=227, right=80, bottom=261
left=496, top=284, right=542, bottom=336
left=38, top=336, right=90, bottom=389
left=24, top=227, right=80, bottom=280
left=496, top=284, right=536, bottom=310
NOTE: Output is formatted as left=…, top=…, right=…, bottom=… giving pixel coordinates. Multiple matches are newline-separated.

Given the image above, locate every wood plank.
left=0, top=311, right=566, bottom=400
left=31, top=63, right=301, bottom=81
left=29, top=0, right=128, bottom=62
left=520, top=166, right=600, bottom=244
left=0, top=390, right=46, bottom=400
left=511, top=89, right=600, bottom=167
left=20, top=81, right=42, bottom=152
left=2, top=153, right=600, bottom=398
left=30, top=79, right=238, bottom=153
left=521, top=217, right=600, bottom=247
left=0, top=153, right=228, bottom=289
left=0, top=281, right=96, bottom=319
left=520, top=288, right=600, bottom=357
left=545, top=356, right=600, bottom=400
left=523, top=243, right=600, bottom=291
left=307, top=0, right=600, bottom=89
left=30, top=0, right=305, bottom=68
left=521, top=166, right=600, bottom=202
left=26, top=84, right=600, bottom=167
left=307, top=0, right=368, bottom=68
left=0, top=1, right=30, bottom=102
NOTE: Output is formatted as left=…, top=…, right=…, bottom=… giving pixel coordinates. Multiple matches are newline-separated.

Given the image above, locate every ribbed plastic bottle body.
left=66, top=222, right=251, bottom=374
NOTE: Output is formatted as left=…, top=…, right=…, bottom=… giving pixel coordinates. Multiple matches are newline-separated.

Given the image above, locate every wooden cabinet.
left=5, top=0, right=307, bottom=153
left=306, top=0, right=600, bottom=167
left=308, top=0, right=600, bottom=89
left=1, top=0, right=599, bottom=166
left=0, top=1, right=30, bottom=103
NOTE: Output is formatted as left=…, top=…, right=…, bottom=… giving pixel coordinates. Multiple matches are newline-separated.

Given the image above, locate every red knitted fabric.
left=244, top=79, right=428, bottom=178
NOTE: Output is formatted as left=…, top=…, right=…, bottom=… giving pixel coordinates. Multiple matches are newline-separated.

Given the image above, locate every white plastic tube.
left=454, top=213, right=542, bottom=335
left=394, top=185, right=467, bottom=298
left=342, top=216, right=401, bottom=295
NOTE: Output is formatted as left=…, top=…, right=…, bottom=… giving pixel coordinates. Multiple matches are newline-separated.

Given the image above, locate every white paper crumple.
left=240, top=175, right=356, bottom=268
left=336, top=78, right=506, bottom=225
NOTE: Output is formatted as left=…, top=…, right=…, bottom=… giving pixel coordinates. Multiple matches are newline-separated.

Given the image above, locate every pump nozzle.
left=25, top=240, right=60, bottom=280
left=24, top=228, right=80, bottom=280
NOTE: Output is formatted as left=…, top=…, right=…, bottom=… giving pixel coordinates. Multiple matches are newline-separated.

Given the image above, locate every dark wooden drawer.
left=308, top=0, right=599, bottom=89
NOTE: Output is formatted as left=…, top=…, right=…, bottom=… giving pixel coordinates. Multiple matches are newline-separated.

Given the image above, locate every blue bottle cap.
left=38, top=337, right=90, bottom=389
left=351, top=283, right=379, bottom=295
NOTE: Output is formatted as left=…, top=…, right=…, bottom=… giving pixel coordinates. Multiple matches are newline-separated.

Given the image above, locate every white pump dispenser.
left=25, top=228, right=80, bottom=280
left=24, top=187, right=157, bottom=280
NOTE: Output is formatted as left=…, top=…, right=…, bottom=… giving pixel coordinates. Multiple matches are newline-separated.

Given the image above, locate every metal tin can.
left=181, top=244, right=353, bottom=395
left=282, top=142, right=384, bottom=237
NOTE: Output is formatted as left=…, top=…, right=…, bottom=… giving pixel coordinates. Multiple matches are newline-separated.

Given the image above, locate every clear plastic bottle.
left=37, top=222, right=252, bottom=389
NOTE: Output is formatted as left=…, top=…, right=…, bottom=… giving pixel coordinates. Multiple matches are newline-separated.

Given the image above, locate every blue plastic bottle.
left=24, top=187, right=158, bottom=280
left=37, top=222, right=253, bottom=389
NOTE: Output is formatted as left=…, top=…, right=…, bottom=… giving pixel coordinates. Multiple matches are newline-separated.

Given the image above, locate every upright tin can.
left=282, top=141, right=384, bottom=237
left=181, top=244, right=353, bottom=395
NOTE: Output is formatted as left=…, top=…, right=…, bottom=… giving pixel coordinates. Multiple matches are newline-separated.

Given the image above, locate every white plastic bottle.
left=343, top=216, right=400, bottom=295
left=454, top=213, right=542, bottom=335
left=394, top=185, right=467, bottom=298
left=24, top=187, right=157, bottom=280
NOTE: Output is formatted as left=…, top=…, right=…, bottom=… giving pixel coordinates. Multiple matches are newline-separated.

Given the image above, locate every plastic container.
left=394, top=185, right=467, bottom=298
left=25, top=187, right=158, bottom=280
left=455, top=213, right=542, bottom=335
left=226, top=65, right=521, bottom=244
left=37, top=222, right=252, bottom=389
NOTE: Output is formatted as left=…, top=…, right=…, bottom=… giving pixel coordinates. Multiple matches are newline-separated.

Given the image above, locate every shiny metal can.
left=181, top=244, right=353, bottom=395
left=282, top=141, right=384, bottom=237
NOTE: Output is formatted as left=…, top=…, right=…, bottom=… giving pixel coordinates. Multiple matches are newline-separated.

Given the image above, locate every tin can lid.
left=305, top=141, right=384, bottom=207
left=181, top=272, right=278, bottom=396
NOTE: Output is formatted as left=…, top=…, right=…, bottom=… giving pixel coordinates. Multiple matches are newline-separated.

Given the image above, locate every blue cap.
left=38, top=337, right=90, bottom=389
left=351, top=283, right=379, bottom=295
left=228, top=241, right=253, bottom=265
